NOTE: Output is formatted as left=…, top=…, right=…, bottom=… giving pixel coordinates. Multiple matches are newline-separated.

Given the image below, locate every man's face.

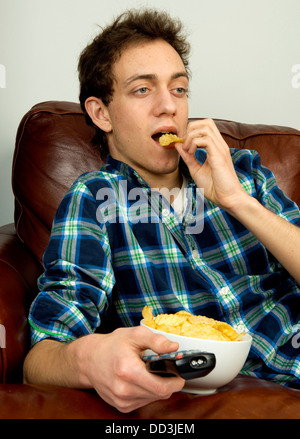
left=105, top=39, right=189, bottom=188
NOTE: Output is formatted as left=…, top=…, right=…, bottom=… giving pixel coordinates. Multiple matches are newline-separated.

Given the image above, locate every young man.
left=23, top=9, right=300, bottom=413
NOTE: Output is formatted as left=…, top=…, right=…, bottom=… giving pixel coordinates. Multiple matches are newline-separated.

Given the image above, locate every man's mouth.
left=151, top=131, right=176, bottom=144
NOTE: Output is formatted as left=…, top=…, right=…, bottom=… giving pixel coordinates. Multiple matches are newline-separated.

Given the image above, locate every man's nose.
left=153, top=89, right=177, bottom=117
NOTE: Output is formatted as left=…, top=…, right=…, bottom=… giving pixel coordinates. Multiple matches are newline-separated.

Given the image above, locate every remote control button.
left=190, top=356, right=207, bottom=368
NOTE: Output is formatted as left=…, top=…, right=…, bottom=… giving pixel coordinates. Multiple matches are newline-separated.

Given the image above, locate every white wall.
left=1, top=0, right=300, bottom=226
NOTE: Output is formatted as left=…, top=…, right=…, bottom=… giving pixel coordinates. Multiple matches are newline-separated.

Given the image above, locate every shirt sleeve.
left=28, top=178, right=115, bottom=345
left=231, top=148, right=300, bottom=226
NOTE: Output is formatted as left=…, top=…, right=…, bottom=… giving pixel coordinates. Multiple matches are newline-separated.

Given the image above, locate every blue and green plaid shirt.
left=29, top=149, right=300, bottom=388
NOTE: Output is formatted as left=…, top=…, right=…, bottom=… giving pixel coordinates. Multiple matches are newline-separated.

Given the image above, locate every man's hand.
left=24, top=326, right=185, bottom=414
left=77, top=326, right=184, bottom=412
left=176, top=118, right=247, bottom=212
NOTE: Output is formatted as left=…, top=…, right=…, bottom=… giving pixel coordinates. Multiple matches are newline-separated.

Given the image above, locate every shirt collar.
left=104, top=155, right=149, bottom=188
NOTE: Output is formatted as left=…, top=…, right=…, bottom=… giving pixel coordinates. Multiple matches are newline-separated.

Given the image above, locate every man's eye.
left=135, top=87, right=148, bottom=94
left=175, top=87, right=187, bottom=94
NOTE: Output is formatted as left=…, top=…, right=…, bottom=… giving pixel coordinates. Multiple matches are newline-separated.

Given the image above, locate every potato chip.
left=142, top=305, right=157, bottom=329
left=175, top=310, right=193, bottom=317
left=142, top=306, right=244, bottom=341
left=154, top=313, right=187, bottom=327
left=159, top=133, right=184, bottom=146
left=213, top=322, right=240, bottom=341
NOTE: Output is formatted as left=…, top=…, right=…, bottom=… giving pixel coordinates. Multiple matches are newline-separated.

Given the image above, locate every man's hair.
left=78, top=8, right=191, bottom=159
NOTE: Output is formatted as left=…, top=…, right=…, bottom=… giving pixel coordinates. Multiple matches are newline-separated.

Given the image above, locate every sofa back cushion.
left=13, top=101, right=300, bottom=263
left=13, top=101, right=103, bottom=264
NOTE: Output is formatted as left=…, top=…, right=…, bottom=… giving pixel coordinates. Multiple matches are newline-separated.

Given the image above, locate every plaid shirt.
left=29, top=149, right=300, bottom=388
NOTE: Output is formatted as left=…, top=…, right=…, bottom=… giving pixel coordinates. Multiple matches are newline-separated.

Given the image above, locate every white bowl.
left=141, top=319, right=252, bottom=394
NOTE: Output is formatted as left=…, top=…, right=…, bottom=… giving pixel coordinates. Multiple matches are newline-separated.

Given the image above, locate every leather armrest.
left=0, top=375, right=299, bottom=419
left=138, top=375, right=300, bottom=419
left=0, top=383, right=128, bottom=419
left=0, top=224, right=42, bottom=383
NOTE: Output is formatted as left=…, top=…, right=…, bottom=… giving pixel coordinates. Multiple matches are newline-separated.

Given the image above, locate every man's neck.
left=147, top=171, right=183, bottom=192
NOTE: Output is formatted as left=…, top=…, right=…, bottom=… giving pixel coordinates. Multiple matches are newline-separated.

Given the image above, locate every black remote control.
left=143, top=350, right=216, bottom=379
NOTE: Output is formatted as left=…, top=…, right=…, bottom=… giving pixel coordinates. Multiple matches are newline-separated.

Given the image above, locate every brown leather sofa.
left=0, top=100, right=300, bottom=419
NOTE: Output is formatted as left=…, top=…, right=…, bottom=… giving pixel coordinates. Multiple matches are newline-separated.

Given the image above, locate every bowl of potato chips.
left=141, top=306, right=252, bottom=394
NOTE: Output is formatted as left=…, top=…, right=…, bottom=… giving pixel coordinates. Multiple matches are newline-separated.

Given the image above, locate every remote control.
left=143, top=350, right=216, bottom=379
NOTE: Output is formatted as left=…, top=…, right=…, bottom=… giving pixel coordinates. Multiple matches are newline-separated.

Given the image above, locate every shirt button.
left=220, top=286, right=230, bottom=297
left=162, top=208, right=169, bottom=217
left=192, top=249, right=199, bottom=259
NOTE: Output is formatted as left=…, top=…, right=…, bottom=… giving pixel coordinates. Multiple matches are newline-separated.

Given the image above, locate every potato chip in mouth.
left=159, top=133, right=184, bottom=146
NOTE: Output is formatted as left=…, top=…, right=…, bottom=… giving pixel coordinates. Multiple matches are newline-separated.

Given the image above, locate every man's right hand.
left=24, top=325, right=185, bottom=413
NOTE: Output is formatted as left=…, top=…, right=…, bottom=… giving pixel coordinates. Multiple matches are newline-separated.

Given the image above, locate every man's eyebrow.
left=171, top=72, right=189, bottom=81
left=124, top=74, right=157, bottom=86
left=123, top=71, right=189, bottom=87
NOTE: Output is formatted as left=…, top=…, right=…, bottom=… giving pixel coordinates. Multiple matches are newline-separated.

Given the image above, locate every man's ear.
left=85, top=97, right=112, bottom=133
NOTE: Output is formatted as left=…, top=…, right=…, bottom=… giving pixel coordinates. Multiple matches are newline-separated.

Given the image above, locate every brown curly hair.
left=78, top=8, right=191, bottom=159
